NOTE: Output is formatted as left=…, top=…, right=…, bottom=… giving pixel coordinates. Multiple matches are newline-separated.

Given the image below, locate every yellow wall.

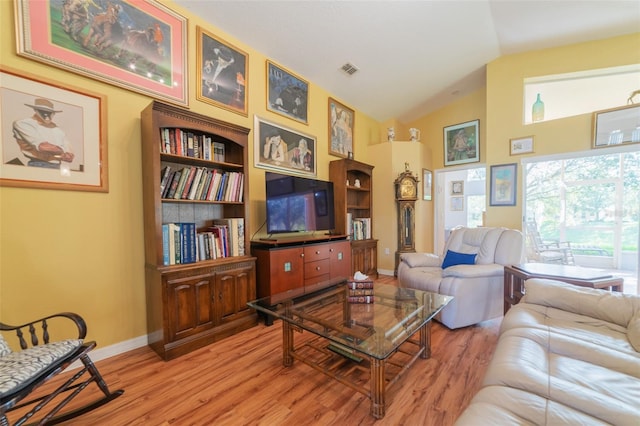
left=484, top=32, right=640, bottom=230
left=370, top=140, right=426, bottom=272
left=404, top=88, right=487, bottom=252
left=0, top=0, right=379, bottom=346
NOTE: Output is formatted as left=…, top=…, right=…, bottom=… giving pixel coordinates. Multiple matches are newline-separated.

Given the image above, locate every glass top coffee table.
left=248, top=282, right=452, bottom=419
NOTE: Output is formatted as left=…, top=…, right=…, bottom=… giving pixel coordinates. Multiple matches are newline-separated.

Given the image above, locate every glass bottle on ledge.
left=532, top=93, right=545, bottom=122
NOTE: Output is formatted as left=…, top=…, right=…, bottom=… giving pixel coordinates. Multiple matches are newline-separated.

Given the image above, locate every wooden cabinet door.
left=215, top=263, right=257, bottom=325
left=268, top=247, right=304, bottom=294
left=329, top=240, right=352, bottom=280
left=351, top=240, right=378, bottom=278
left=165, top=272, right=214, bottom=342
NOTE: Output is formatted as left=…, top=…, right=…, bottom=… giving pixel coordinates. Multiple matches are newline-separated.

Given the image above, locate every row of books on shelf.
left=346, top=213, right=372, bottom=240
left=346, top=280, right=374, bottom=304
left=160, top=128, right=225, bottom=162
left=161, top=218, right=245, bottom=266
left=160, top=165, right=244, bottom=202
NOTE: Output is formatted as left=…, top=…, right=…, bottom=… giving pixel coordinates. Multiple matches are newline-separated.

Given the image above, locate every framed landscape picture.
left=489, top=163, right=517, bottom=206
left=254, top=116, right=316, bottom=177
left=196, top=26, right=248, bottom=116
left=444, top=119, right=480, bottom=166
left=0, top=67, right=108, bottom=192
left=266, top=61, right=308, bottom=124
left=15, top=0, right=188, bottom=106
left=328, top=97, right=354, bottom=158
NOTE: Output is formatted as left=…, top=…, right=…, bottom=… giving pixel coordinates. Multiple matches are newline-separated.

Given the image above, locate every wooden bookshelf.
left=141, top=101, right=257, bottom=360
left=330, top=159, right=378, bottom=278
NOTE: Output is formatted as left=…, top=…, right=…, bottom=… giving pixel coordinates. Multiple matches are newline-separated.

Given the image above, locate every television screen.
left=265, top=172, right=335, bottom=234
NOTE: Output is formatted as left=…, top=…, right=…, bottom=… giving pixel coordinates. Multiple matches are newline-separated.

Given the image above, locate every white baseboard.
left=70, top=335, right=148, bottom=369
left=378, top=269, right=394, bottom=276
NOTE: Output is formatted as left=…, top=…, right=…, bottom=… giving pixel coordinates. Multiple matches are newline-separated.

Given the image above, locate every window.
left=523, top=64, right=640, bottom=124
left=523, top=149, right=640, bottom=294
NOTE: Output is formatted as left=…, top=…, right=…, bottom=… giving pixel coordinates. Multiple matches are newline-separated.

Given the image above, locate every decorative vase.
left=532, top=93, right=545, bottom=122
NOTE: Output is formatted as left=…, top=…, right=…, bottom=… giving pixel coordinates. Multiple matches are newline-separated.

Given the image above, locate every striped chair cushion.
left=0, top=339, right=83, bottom=397
left=0, top=334, right=10, bottom=358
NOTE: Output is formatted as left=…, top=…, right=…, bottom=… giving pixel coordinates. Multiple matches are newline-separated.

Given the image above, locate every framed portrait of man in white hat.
left=0, top=67, right=108, bottom=192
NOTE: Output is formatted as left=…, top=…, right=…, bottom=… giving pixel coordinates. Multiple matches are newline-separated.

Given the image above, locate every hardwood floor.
left=7, top=276, right=501, bottom=425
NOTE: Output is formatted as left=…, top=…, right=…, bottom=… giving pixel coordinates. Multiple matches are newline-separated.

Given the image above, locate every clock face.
left=400, top=178, right=416, bottom=198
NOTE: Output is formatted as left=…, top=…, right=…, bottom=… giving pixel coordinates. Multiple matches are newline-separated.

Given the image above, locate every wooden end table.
left=504, top=263, right=624, bottom=313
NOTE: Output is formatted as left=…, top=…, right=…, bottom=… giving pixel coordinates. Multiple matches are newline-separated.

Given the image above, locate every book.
left=173, top=167, right=190, bottom=199
left=216, top=173, right=228, bottom=201
left=162, top=224, right=170, bottom=265
left=159, top=165, right=172, bottom=197
left=203, top=136, right=211, bottom=160
left=198, top=170, right=213, bottom=200
left=236, top=218, right=245, bottom=256
left=180, top=167, right=198, bottom=199
left=213, top=218, right=243, bottom=257
left=161, top=169, right=177, bottom=198
left=166, top=169, right=182, bottom=199
left=178, top=223, right=197, bottom=264
left=213, top=141, right=225, bottom=162
left=347, top=295, right=375, bottom=304
left=161, top=128, right=171, bottom=154
left=187, top=167, right=204, bottom=200
left=187, top=132, right=194, bottom=157
left=348, top=289, right=374, bottom=297
left=347, top=280, right=374, bottom=289
left=170, top=223, right=180, bottom=264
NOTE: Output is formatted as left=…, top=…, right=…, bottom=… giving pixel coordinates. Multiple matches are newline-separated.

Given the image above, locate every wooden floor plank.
left=5, top=276, right=500, bottom=425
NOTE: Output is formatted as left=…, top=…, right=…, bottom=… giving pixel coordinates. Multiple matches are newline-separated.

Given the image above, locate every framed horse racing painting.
left=14, top=0, right=188, bottom=106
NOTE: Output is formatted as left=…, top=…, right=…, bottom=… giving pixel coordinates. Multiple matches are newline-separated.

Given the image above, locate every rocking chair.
left=0, top=312, right=123, bottom=425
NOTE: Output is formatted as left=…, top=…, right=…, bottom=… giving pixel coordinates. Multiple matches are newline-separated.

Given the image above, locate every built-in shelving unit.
left=141, top=101, right=257, bottom=360
left=330, top=159, right=378, bottom=278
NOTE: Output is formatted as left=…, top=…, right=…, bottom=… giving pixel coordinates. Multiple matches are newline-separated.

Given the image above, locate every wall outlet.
left=384, top=248, right=390, bottom=255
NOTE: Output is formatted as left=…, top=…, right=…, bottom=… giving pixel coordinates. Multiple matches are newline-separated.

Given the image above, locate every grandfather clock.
left=394, top=164, right=419, bottom=276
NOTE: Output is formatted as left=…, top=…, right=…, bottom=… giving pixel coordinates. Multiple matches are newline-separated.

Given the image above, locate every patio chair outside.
left=525, top=219, right=575, bottom=265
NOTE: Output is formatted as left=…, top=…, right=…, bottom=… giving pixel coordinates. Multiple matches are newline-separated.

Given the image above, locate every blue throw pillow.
left=441, top=250, right=476, bottom=269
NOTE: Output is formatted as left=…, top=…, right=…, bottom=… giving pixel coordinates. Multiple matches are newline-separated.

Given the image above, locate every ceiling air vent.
left=340, top=63, right=359, bottom=76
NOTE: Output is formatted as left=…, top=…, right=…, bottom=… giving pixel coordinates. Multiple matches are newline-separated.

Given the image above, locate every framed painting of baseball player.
left=0, top=67, right=108, bottom=192
left=14, top=0, right=188, bottom=106
left=196, top=26, right=248, bottom=116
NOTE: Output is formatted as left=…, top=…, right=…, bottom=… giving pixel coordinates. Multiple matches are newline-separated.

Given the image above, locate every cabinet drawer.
left=304, top=245, right=330, bottom=262
left=304, top=273, right=331, bottom=287
left=304, top=259, right=330, bottom=279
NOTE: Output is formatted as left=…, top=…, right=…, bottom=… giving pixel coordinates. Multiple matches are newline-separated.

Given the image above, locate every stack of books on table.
left=346, top=279, right=374, bottom=304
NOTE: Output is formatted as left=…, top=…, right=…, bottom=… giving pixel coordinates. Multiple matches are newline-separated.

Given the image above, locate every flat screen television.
left=265, top=172, right=335, bottom=234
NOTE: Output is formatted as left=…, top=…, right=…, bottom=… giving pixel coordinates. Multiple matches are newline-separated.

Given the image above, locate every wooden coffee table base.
left=504, top=263, right=624, bottom=313
left=281, top=319, right=431, bottom=419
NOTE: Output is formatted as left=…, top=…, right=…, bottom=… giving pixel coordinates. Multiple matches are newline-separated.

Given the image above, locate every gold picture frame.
left=196, top=26, right=248, bottom=116
left=592, top=104, right=640, bottom=148
left=266, top=61, right=309, bottom=124
left=328, top=97, right=355, bottom=158
left=510, top=135, right=534, bottom=155
left=0, top=67, right=108, bottom=192
left=15, top=0, right=188, bottom=106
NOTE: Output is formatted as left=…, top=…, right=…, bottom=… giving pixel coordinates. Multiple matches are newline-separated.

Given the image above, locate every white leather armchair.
left=397, top=227, right=524, bottom=329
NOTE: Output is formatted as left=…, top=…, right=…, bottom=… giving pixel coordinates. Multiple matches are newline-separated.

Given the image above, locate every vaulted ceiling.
left=175, top=1, right=640, bottom=122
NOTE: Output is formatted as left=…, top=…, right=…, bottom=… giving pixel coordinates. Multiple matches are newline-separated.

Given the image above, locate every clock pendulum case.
left=394, top=164, right=419, bottom=276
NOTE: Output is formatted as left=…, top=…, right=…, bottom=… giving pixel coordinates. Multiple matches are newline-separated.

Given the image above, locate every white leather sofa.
left=456, top=278, right=640, bottom=425
left=397, top=227, right=524, bottom=329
